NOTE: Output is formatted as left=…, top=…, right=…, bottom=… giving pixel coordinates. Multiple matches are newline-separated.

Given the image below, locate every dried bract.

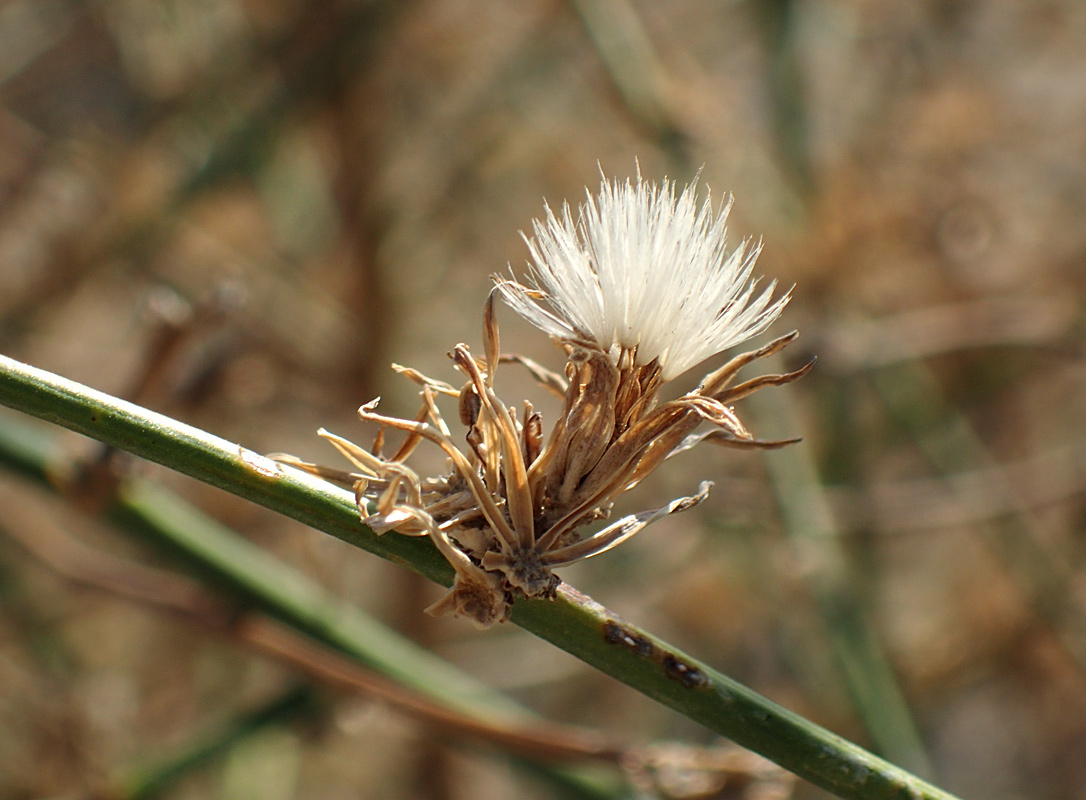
left=295, top=174, right=810, bottom=627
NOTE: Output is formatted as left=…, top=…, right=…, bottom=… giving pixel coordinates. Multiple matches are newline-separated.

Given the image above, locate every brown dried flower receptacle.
left=284, top=174, right=811, bottom=628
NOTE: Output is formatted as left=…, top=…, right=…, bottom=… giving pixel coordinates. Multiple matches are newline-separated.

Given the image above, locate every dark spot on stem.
left=603, top=620, right=655, bottom=657
left=603, top=620, right=625, bottom=644
left=604, top=619, right=706, bottom=688
left=662, top=654, right=708, bottom=689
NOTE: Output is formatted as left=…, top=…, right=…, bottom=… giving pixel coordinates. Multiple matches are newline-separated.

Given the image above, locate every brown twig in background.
left=830, top=437, right=1086, bottom=532
left=819, top=295, right=1079, bottom=371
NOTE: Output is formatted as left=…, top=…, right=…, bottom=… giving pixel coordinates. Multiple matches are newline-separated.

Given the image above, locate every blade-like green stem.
left=0, top=354, right=962, bottom=800
left=118, top=685, right=318, bottom=800
left=0, top=403, right=619, bottom=799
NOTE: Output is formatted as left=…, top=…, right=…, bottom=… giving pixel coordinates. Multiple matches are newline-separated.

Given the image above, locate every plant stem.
left=118, top=685, right=318, bottom=800
left=0, top=404, right=620, bottom=798
left=0, top=353, right=963, bottom=800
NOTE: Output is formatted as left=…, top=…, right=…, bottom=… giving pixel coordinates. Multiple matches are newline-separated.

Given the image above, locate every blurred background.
left=1, top=0, right=1085, bottom=798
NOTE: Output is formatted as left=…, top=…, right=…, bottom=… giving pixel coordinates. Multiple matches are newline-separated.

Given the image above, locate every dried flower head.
left=284, top=173, right=811, bottom=628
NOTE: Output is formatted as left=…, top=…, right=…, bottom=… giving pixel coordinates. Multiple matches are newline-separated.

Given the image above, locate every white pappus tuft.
left=497, top=174, right=790, bottom=381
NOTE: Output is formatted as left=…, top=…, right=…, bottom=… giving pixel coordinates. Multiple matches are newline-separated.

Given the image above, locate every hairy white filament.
left=498, top=174, right=789, bottom=381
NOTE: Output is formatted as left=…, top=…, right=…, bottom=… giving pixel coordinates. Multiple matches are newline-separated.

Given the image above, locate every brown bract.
left=294, top=293, right=810, bottom=628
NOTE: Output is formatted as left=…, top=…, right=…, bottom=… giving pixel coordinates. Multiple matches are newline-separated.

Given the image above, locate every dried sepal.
left=670, top=430, right=803, bottom=456
left=711, top=358, right=815, bottom=405
left=426, top=516, right=513, bottom=628
left=302, top=316, right=803, bottom=625
left=499, top=353, right=568, bottom=397
left=391, top=364, right=460, bottom=396
left=264, top=452, right=363, bottom=487
left=425, top=565, right=511, bottom=629
left=543, top=481, right=713, bottom=567
left=695, top=330, right=799, bottom=396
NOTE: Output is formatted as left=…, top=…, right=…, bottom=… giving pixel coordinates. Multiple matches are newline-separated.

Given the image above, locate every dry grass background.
left=1, top=0, right=1085, bottom=798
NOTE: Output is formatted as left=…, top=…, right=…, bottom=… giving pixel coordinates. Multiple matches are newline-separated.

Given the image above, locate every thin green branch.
left=0, top=354, right=962, bottom=800
left=568, top=0, right=690, bottom=164
left=117, top=685, right=318, bottom=800
left=0, top=411, right=619, bottom=798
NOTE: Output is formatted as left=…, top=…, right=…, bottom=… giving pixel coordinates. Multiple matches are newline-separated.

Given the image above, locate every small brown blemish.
left=604, top=620, right=708, bottom=688
left=629, top=633, right=654, bottom=658
left=662, top=654, right=708, bottom=689
left=603, top=620, right=656, bottom=658
left=603, top=620, right=625, bottom=644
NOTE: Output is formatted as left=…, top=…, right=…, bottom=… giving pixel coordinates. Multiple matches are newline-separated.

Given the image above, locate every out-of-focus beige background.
left=1, top=1, right=1085, bottom=798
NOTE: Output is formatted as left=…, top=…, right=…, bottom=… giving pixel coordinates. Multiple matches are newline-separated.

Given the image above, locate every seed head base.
left=281, top=292, right=810, bottom=628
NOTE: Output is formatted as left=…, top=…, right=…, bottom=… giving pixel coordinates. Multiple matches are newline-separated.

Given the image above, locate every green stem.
left=119, top=685, right=317, bottom=800
left=0, top=354, right=962, bottom=800
left=0, top=403, right=617, bottom=798
left=568, top=0, right=690, bottom=164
